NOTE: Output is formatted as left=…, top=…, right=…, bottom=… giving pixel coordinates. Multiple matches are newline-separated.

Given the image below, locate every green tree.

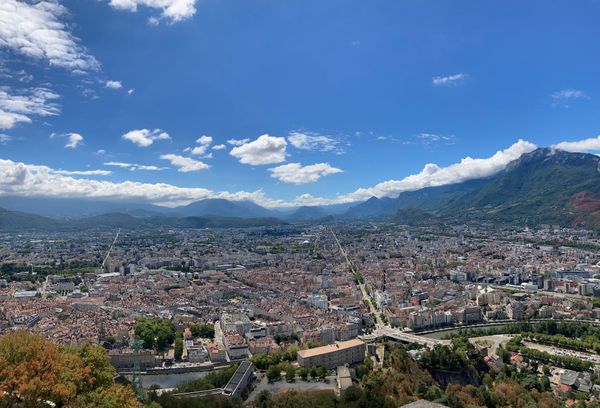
left=254, top=390, right=273, bottom=408
left=174, top=331, right=184, bottom=361
left=342, top=384, right=364, bottom=403
left=190, top=323, right=215, bottom=339
left=134, top=318, right=176, bottom=352
left=267, top=365, right=281, bottom=382
left=317, top=366, right=328, bottom=380
left=285, top=366, right=296, bottom=382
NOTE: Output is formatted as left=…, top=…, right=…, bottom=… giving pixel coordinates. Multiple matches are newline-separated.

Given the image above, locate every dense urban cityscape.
left=1, top=0, right=600, bottom=407
left=2, top=220, right=600, bottom=406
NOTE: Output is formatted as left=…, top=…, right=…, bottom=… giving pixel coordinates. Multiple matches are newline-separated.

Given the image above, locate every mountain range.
left=1, top=148, right=600, bottom=230
left=345, top=148, right=600, bottom=227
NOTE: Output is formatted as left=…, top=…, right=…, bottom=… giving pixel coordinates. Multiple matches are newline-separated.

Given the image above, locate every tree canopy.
left=134, top=318, right=176, bottom=351
left=0, top=331, right=141, bottom=407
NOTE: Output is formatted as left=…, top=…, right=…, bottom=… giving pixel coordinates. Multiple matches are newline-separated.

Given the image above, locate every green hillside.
left=392, top=148, right=600, bottom=228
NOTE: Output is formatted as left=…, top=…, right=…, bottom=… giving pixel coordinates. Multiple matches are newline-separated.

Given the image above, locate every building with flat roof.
left=297, top=339, right=366, bottom=368
left=223, top=361, right=254, bottom=398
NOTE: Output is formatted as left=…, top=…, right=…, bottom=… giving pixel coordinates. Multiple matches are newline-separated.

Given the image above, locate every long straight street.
left=329, top=228, right=385, bottom=328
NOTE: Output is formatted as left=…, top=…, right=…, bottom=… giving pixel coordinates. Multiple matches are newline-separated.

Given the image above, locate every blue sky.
left=0, top=0, right=599, bottom=207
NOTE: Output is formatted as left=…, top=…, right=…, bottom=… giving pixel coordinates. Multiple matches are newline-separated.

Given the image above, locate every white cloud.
left=54, top=169, right=111, bottom=176
left=122, top=128, right=170, bottom=147
left=95, top=149, right=106, bottom=155
left=338, top=139, right=537, bottom=202
left=0, top=134, right=13, bottom=143
left=105, top=80, right=122, bottom=89
left=416, top=133, right=455, bottom=145
left=269, top=163, right=343, bottom=184
left=432, top=73, right=466, bottom=86
left=553, top=135, right=600, bottom=153
left=107, top=0, right=198, bottom=23
left=186, top=145, right=208, bottom=156
left=160, top=154, right=209, bottom=172
left=287, top=132, right=342, bottom=153
left=227, top=138, right=250, bottom=146
left=0, top=0, right=99, bottom=72
left=196, top=135, right=212, bottom=145
left=212, top=144, right=226, bottom=150
left=0, top=157, right=286, bottom=207
left=185, top=135, right=213, bottom=156
left=128, top=88, right=135, bottom=95
left=552, top=89, right=588, bottom=100
left=104, top=161, right=167, bottom=171
left=230, top=134, right=287, bottom=165
left=0, top=139, right=541, bottom=209
left=0, top=87, right=60, bottom=129
left=64, top=132, right=83, bottom=148
left=551, top=89, right=589, bottom=107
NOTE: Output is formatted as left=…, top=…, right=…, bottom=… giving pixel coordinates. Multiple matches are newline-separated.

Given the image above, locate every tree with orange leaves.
left=0, top=331, right=141, bottom=407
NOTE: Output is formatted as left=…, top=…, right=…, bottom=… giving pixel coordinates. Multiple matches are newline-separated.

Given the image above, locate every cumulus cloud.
left=160, top=154, right=209, bottom=172
left=287, top=132, right=342, bottom=153
left=185, top=135, right=213, bottom=156
left=128, top=88, right=135, bottom=95
left=0, top=87, right=60, bottom=129
left=64, top=132, right=83, bottom=148
left=0, top=0, right=99, bottom=72
left=269, top=163, right=343, bottom=184
left=0, top=157, right=287, bottom=207
left=122, top=128, right=170, bottom=147
left=104, top=161, right=167, bottom=171
left=432, top=73, right=466, bottom=86
left=0, top=140, right=542, bottom=208
left=338, top=139, right=537, bottom=202
left=107, top=0, right=198, bottom=23
left=553, top=135, right=600, bottom=153
left=196, top=135, right=212, bottom=145
left=184, top=145, right=206, bottom=156
left=230, top=134, right=287, bottom=165
left=105, top=80, right=122, bottom=89
left=212, top=144, right=226, bottom=150
left=54, top=169, right=111, bottom=176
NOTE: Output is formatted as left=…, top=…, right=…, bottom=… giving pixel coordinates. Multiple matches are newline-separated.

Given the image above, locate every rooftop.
left=297, top=339, right=365, bottom=359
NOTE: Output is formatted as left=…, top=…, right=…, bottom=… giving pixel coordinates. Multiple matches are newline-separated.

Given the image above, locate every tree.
left=134, top=318, right=175, bottom=352
left=267, top=365, right=281, bottom=382
left=317, top=366, right=328, bottom=380
left=284, top=344, right=299, bottom=361
left=342, top=384, right=364, bottom=403
left=285, top=366, right=296, bottom=382
left=0, top=331, right=141, bottom=407
left=309, top=366, right=318, bottom=380
left=254, top=390, right=273, bottom=408
left=299, top=367, right=309, bottom=381
left=174, top=331, right=184, bottom=361
left=76, top=342, right=117, bottom=391
left=190, top=323, right=215, bottom=339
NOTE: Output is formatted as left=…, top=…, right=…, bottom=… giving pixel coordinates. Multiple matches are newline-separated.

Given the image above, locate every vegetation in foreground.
left=0, top=331, right=141, bottom=407
left=3, top=330, right=600, bottom=408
